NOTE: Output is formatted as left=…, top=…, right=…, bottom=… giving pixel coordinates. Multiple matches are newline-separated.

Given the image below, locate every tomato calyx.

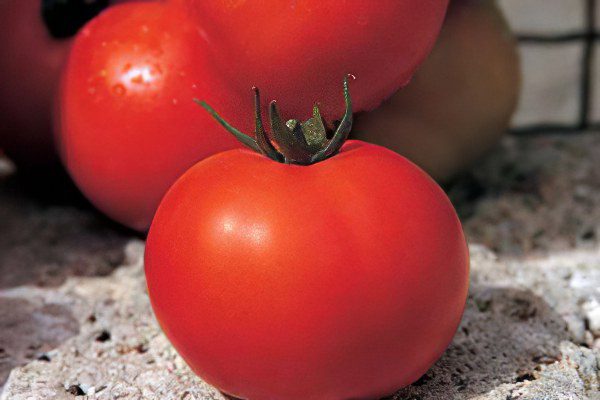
left=196, top=75, right=354, bottom=165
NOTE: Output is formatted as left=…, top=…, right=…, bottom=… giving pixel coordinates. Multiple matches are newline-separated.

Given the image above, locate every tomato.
left=57, top=2, right=247, bottom=231
left=58, top=1, right=450, bottom=231
left=171, top=0, right=449, bottom=121
left=145, top=82, right=469, bottom=399
left=0, top=0, right=137, bottom=167
left=353, top=0, right=520, bottom=182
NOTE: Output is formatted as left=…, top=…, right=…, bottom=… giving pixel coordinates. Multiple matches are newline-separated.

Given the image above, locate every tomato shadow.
left=390, top=284, right=569, bottom=399
left=0, top=159, right=138, bottom=289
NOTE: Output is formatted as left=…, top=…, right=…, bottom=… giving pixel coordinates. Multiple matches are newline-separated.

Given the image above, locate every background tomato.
left=146, top=140, right=469, bottom=400
left=172, top=0, right=449, bottom=121
left=57, top=2, right=248, bottom=231
left=0, top=0, right=138, bottom=168
left=0, top=0, right=72, bottom=167
left=353, top=0, right=520, bottom=182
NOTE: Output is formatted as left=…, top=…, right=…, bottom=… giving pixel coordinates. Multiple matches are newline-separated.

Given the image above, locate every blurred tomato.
left=172, top=0, right=449, bottom=121
left=0, top=0, right=139, bottom=168
left=58, top=1, right=451, bottom=230
left=57, top=2, right=246, bottom=231
left=354, top=0, right=520, bottom=182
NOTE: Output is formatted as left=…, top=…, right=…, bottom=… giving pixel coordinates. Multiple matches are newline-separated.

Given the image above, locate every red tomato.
left=0, top=0, right=137, bottom=167
left=57, top=2, right=247, bottom=230
left=146, top=136, right=469, bottom=399
left=171, top=0, right=449, bottom=120
left=0, top=0, right=71, bottom=166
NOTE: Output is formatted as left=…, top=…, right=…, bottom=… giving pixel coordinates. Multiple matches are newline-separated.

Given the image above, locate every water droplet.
left=172, top=98, right=178, bottom=105
left=112, top=84, right=126, bottom=96
left=141, top=25, right=149, bottom=33
left=88, top=87, right=96, bottom=95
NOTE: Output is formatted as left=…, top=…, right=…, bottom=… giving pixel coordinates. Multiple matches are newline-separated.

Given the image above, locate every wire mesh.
left=510, top=0, right=598, bottom=134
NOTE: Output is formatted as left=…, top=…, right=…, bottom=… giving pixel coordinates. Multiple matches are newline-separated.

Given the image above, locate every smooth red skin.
left=171, top=0, right=449, bottom=121
left=146, top=141, right=469, bottom=400
left=0, top=0, right=137, bottom=167
left=0, top=0, right=70, bottom=166
left=57, top=2, right=247, bottom=231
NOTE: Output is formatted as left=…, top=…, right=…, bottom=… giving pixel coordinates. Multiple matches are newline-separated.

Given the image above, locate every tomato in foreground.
left=145, top=80, right=469, bottom=399
left=172, top=0, right=449, bottom=120
left=57, top=2, right=245, bottom=230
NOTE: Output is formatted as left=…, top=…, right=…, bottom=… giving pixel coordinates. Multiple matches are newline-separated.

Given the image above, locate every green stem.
left=194, top=99, right=261, bottom=153
left=195, top=75, right=354, bottom=166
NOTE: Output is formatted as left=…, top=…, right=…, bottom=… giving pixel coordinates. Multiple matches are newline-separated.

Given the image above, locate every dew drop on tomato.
left=112, top=83, right=126, bottom=96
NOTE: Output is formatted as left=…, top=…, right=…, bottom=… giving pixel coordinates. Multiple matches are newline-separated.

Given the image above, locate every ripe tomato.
left=57, top=2, right=247, bottom=231
left=353, top=0, right=520, bottom=182
left=172, top=0, right=449, bottom=121
left=146, top=84, right=469, bottom=399
left=58, top=1, right=450, bottom=231
left=0, top=0, right=136, bottom=167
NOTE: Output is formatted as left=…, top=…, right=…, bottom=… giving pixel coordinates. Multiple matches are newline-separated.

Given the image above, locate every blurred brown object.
left=354, top=0, right=521, bottom=182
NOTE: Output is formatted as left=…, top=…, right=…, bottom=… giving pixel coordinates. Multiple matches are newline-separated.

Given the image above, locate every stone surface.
left=0, top=172, right=131, bottom=290
left=1, top=132, right=600, bottom=399
left=449, top=133, right=600, bottom=257
left=1, top=239, right=599, bottom=399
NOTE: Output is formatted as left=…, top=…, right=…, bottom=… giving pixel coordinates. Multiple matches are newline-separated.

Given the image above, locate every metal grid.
left=511, top=0, right=598, bottom=134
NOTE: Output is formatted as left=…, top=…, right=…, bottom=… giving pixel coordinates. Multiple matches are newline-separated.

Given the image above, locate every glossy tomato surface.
left=0, top=0, right=137, bottom=167
left=145, top=140, right=469, bottom=400
left=172, top=0, right=449, bottom=121
left=57, top=2, right=247, bottom=231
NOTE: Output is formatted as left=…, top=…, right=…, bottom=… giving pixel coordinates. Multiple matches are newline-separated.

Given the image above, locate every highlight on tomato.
left=56, top=2, right=245, bottom=231
left=145, top=77, right=469, bottom=400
